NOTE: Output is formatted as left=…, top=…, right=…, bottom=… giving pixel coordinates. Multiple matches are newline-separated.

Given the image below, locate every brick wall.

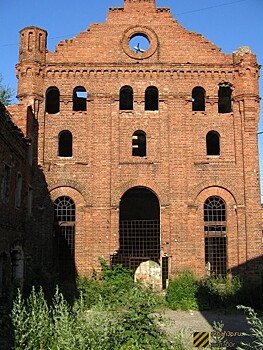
left=13, top=0, right=262, bottom=280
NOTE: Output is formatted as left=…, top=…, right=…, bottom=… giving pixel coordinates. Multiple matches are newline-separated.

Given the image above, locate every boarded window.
left=145, top=86, right=158, bottom=111
left=218, top=85, right=232, bottom=113
left=46, top=86, right=60, bottom=114
left=206, top=131, right=220, bottom=156
left=58, top=130, right=73, bottom=157
left=120, top=86, right=133, bottom=110
left=132, top=130, right=146, bottom=157
left=192, top=86, right=205, bottom=111
left=73, top=86, right=87, bottom=111
left=204, top=196, right=227, bottom=276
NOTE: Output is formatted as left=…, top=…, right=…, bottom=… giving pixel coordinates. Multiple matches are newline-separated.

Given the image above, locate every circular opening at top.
left=129, top=34, right=150, bottom=54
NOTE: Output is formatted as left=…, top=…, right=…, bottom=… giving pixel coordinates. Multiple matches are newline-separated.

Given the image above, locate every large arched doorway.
left=116, top=187, right=160, bottom=271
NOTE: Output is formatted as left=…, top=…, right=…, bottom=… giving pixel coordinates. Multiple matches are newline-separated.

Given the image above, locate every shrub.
left=237, top=305, right=263, bottom=350
left=166, top=271, right=198, bottom=310
left=77, top=259, right=134, bottom=309
left=11, top=280, right=180, bottom=349
left=12, top=287, right=51, bottom=350
left=197, top=274, right=242, bottom=310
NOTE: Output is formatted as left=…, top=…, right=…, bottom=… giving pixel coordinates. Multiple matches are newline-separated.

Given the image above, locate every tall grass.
left=11, top=262, right=186, bottom=350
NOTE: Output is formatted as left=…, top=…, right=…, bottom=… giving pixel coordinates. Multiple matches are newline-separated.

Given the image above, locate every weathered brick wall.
left=14, top=0, right=262, bottom=278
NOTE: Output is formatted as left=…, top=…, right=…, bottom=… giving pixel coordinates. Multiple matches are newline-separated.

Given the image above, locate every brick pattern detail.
left=11, top=0, right=262, bottom=278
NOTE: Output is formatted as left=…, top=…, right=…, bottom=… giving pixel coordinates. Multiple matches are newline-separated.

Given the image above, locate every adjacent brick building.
left=10, top=0, right=262, bottom=285
left=0, top=103, right=34, bottom=293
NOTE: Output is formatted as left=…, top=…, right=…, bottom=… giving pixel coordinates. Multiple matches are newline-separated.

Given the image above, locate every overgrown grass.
left=11, top=261, right=186, bottom=350
left=166, top=270, right=198, bottom=310
left=237, top=305, right=263, bottom=350
left=166, top=271, right=263, bottom=311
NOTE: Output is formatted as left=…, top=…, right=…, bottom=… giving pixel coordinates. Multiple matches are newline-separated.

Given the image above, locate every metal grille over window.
left=112, top=187, right=160, bottom=272
left=204, top=196, right=227, bottom=276
left=54, top=196, right=76, bottom=278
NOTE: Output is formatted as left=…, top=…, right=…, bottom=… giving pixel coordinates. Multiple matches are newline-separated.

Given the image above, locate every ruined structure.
left=8, top=0, right=262, bottom=286
left=0, top=103, right=34, bottom=293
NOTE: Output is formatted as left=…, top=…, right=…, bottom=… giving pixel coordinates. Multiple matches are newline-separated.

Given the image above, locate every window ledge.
left=194, top=159, right=235, bottom=165
left=119, top=159, right=159, bottom=165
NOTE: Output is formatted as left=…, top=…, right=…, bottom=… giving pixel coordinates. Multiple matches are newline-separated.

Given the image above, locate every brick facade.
left=10, top=0, right=262, bottom=282
left=0, top=103, right=34, bottom=292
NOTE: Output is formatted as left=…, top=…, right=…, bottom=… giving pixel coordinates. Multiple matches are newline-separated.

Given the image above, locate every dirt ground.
left=161, top=309, right=254, bottom=349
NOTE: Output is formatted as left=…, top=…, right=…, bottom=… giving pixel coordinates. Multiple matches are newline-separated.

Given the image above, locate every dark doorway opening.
left=113, top=187, right=160, bottom=271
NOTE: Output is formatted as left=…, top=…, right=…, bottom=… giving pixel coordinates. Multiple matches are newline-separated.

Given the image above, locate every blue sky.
left=0, top=0, right=263, bottom=194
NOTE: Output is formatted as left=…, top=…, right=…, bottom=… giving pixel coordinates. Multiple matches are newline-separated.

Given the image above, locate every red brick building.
left=0, top=103, right=35, bottom=293
left=12, top=0, right=262, bottom=285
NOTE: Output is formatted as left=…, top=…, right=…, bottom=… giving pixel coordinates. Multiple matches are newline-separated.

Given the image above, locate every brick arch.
left=111, top=179, right=169, bottom=207
left=194, top=186, right=237, bottom=208
left=189, top=178, right=241, bottom=205
left=49, top=186, right=86, bottom=208
left=48, top=179, right=91, bottom=206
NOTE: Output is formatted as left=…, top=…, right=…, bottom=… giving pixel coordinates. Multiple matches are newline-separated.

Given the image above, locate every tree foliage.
left=0, top=73, right=14, bottom=105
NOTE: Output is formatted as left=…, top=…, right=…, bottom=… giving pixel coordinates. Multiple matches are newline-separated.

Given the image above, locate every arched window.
left=54, top=196, right=75, bottom=223
left=11, top=246, right=24, bottom=286
left=192, top=86, right=205, bottom=111
left=206, top=131, right=220, bottom=156
left=58, top=130, right=72, bottom=157
left=218, top=85, right=232, bottom=113
left=73, top=86, right=87, bottom=111
left=46, top=86, right=60, bottom=114
left=54, top=196, right=76, bottom=277
left=132, top=130, right=146, bottom=157
left=120, top=86, right=133, bottom=110
left=145, top=86, right=158, bottom=111
left=204, top=196, right=227, bottom=276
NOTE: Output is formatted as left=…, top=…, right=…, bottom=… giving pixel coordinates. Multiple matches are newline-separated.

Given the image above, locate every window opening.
left=1, top=164, right=11, bottom=203
left=192, top=86, right=205, bottom=111
left=145, top=86, right=158, bottom=111
left=46, top=86, right=60, bottom=114
left=120, top=86, right=133, bottom=110
left=11, top=247, right=24, bottom=285
left=0, top=253, right=7, bottom=295
left=132, top=130, right=146, bottom=157
left=54, top=196, right=76, bottom=278
left=73, top=86, right=87, bottom=111
left=112, top=187, right=160, bottom=274
left=15, top=173, right=22, bottom=208
left=129, top=34, right=150, bottom=54
left=58, top=130, right=73, bottom=157
left=218, top=85, right=232, bottom=113
left=206, top=131, right=220, bottom=156
left=204, top=196, right=227, bottom=276
left=27, top=186, right=32, bottom=215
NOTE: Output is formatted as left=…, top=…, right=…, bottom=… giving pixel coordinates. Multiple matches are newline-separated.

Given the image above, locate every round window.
left=129, top=34, right=150, bottom=54
left=122, top=26, right=158, bottom=60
